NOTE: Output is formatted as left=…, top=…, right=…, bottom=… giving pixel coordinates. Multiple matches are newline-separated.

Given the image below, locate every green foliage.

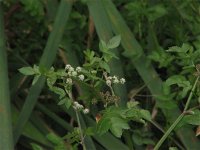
left=4, top=0, right=200, bottom=149
left=47, top=133, right=67, bottom=150
left=20, top=0, right=44, bottom=21
left=132, top=130, right=155, bottom=146
left=31, top=143, right=44, bottom=150
left=97, top=101, right=151, bottom=137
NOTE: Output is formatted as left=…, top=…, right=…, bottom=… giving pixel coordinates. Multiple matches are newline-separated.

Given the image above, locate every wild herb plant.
left=19, top=36, right=151, bottom=149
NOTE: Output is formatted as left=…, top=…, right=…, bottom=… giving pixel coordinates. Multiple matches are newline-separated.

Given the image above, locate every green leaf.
left=46, top=133, right=62, bottom=145
left=169, top=147, right=178, bottom=150
left=100, top=61, right=110, bottom=73
left=97, top=118, right=112, bottom=135
left=110, top=117, right=130, bottom=137
left=64, top=98, right=72, bottom=109
left=32, top=75, right=41, bottom=85
left=140, top=109, right=151, bottom=121
left=132, top=132, right=155, bottom=146
left=19, top=67, right=35, bottom=75
left=57, top=98, right=66, bottom=105
left=85, top=127, right=96, bottom=136
left=127, top=101, right=139, bottom=108
left=31, top=143, right=44, bottom=150
left=184, top=112, right=200, bottom=125
left=99, top=40, right=108, bottom=52
left=107, top=35, right=121, bottom=49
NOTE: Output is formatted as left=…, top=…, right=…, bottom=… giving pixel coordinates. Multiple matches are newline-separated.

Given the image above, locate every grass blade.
left=13, top=0, right=73, bottom=144
left=0, top=3, right=14, bottom=150
left=87, top=0, right=128, bottom=107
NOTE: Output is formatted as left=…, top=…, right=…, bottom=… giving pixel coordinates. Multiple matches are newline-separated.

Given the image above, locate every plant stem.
left=184, top=76, right=199, bottom=111
left=75, top=111, right=87, bottom=150
left=154, top=113, right=184, bottom=150
left=154, top=76, right=199, bottom=150
left=68, top=91, right=86, bottom=150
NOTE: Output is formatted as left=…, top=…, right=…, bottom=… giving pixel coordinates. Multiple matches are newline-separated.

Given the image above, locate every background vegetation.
left=1, top=0, right=200, bottom=149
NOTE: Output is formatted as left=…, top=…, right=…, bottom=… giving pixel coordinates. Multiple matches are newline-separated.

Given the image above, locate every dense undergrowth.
left=1, top=0, right=200, bottom=150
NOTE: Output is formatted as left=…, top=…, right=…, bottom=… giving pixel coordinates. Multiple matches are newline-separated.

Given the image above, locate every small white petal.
left=71, top=71, right=77, bottom=76
left=83, top=108, right=89, bottom=114
left=78, top=74, right=84, bottom=81
left=120, top=78, right=126, bottom=84
left=106, top=80, right=112, bottom=86
left=65, top=64, right=71, bottom=70
left=76, top=67, right=82, bottom=72
left=66, top=78, right=72, bottom=84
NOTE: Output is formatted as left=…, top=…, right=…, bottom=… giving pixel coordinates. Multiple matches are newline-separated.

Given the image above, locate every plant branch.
left=154, top=76, right=199, bottom=150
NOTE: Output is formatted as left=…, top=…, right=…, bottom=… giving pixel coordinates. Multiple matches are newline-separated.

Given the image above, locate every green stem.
left=75, top=111, right=87, bottom=150
left=154, top=113, right=184, bottom=150
left=154, top=76, right=199, bottom=150
left=68, top=91, right=86, bottom=150
left=184, top=76, right=199, bottom=111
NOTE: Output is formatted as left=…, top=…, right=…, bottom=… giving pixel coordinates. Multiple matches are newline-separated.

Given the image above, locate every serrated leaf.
left=107, top=35, right=121, bottom=49
left=140, top=109, right=151, bottom=121
left=97, top=118, right=112, bottom=135
left=57, top=98, right=66, bottom=105
left=127, top=101, right=139, bottom=108
left=19, top=67, right=35, bottom=75
left=110, top=117, right=130, bottom=137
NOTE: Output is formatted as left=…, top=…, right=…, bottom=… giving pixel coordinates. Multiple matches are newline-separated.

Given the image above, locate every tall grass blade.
left=87, top=0, right=128, bottom=106
left=101, top=0, right=200, bottom=149
left=13, top=0, right=73, bottom=144
left=0, top=3, right=14, bottom=150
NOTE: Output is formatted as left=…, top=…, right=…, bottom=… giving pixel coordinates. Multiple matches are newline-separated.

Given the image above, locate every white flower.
left=107, top=76, right=112, bottom=80
left=71, top=71, right=77, bottom=76
left=73, top=101, right=79, bottom=106
left=78, top=74, right=84, bottom=81
left=106, top=80, right=112, bottom=86
left=113, top=76, right=117, bottom=80
left=113, top=79, right=119, bottom=83
left=68, top=67, right=74, bottom=72
left=65, top=64, right=71, bottom=70
left=77, top=104, right=84, bottom=110
left=83, top=108, right=90, bottom=114
left=120, top=78, right=126, bottom=84
left=76, top=67, right=82, bottom=72
left=66, top=78, right=72, bottom=84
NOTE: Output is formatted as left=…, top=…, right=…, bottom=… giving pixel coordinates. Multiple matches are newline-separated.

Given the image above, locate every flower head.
left=78, top=74, right=84, bottom=81
left=83, top=108, right=90, bottom=114
left=65, top=64, right=71, bottom=70
left=106, top=80, right=112, bottom=86
left=120, top=78, right=125, bottom=84
left=76, top=67, right=82, bottom=72
left=66, top=78, right=72, bottom=84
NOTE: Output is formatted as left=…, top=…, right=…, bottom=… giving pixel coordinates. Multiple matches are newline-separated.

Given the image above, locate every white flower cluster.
left=73, top=101, right=90, bottom=114
left=106, top=75, right=126, bottom=86
left=65, top=64, right=85, bottom=83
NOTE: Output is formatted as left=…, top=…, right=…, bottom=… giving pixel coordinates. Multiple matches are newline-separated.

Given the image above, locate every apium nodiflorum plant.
left=19, top=36, right=151, bottom=149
